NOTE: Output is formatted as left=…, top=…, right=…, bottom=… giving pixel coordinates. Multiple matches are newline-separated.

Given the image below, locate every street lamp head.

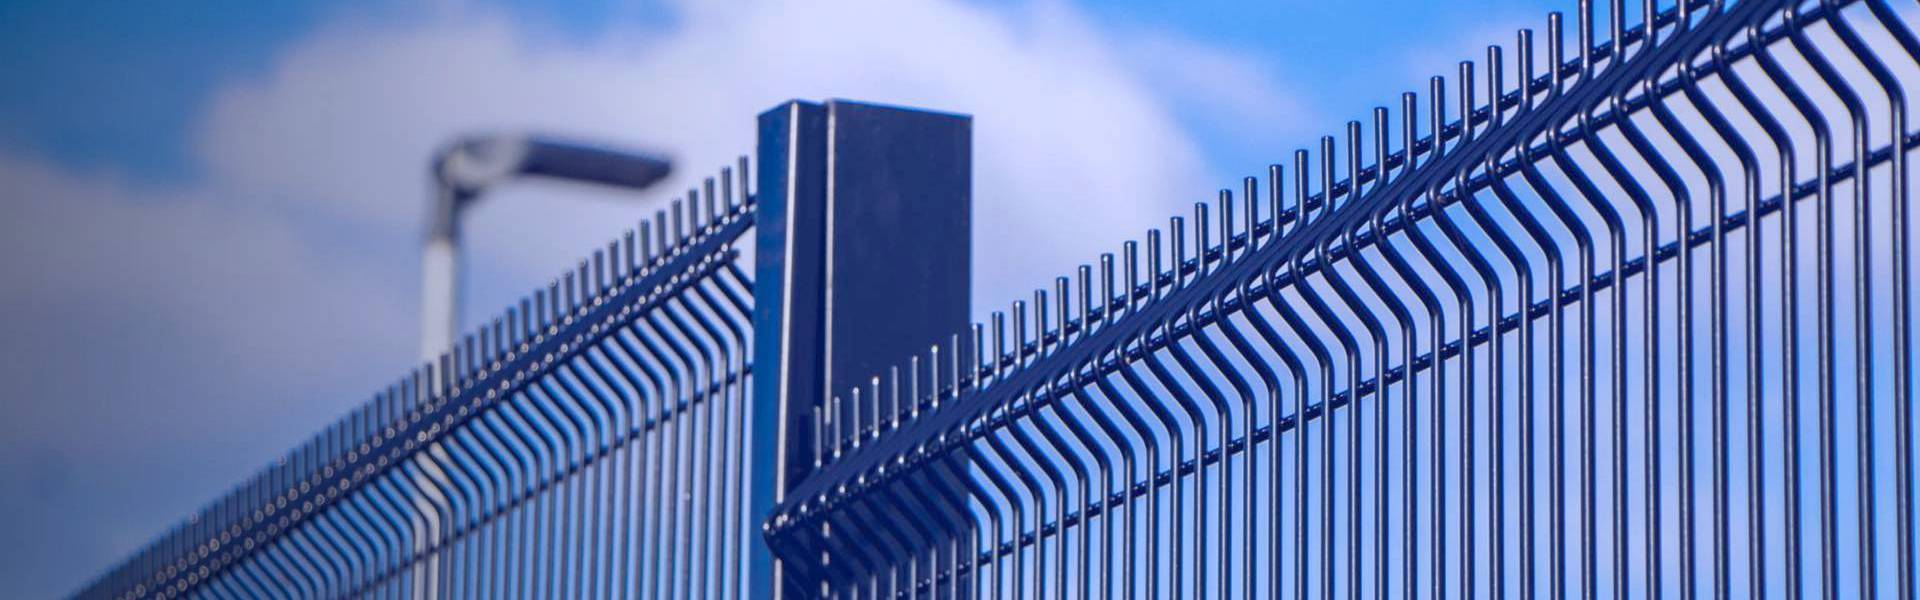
left=421, top=132, right=674, bottom=363
left=435, top=135, right=530, bottom=197
left=433, top=134, right=674, bottom=199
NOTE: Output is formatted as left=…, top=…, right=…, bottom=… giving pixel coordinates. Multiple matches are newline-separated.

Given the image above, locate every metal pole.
left=749, top=99, right=971, bottom=598
left=422, top=186, right=467, bottom=365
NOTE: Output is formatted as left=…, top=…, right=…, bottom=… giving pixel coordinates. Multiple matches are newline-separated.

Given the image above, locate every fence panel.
left=763, top=1, right=1920, bottom=598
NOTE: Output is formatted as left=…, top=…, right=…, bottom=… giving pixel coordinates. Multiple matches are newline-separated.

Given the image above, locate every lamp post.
left=422, top=135, right=672, bottom=362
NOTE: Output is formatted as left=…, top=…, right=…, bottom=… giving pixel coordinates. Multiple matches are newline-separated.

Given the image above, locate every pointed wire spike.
left=478, top=320, right=490, bottom=365
left=594, top=248, right=608, bottom=295
left=1015, top=298, right=1032, bottom=364
left=1348, top=121, right=1364, bottom=206
left=1549, top=12, right=1566, bottom=93
left=957, top=330, right=975, bottom=393
left=606, top=239, right=621, bottom=284
left=1402, top=93, right=1421, bottom=190
left=849, top=387, right=863, bottom=449
left=721, top=167, right=737, bottom=219
left=868, top=376, right=883, bottom=440
left=1268, top=164, right=1285, bottom=236
left=1123, top=241, right=1142, bottom=310
left=1294, top=149, right=1312, bottom=225
left=433, top=354, right=448, bottom=399
left=463, top=333, right=476, bottom=379
left=491, top=317, right=505, bottom=361
left=460, top=331, right=475, bottom=377
left=513, top=301, right=527, bottom=343
left=947, top=332, right=963, bottom=397
left=1050, top=278, right=1069, bottom=354
left=930, top=341, right=945, bottom=408
left=1241, top=176, right=1257, bottom=250
left=656, top=209, right=671, bottom=258
left=1076, top=266, right=1093, bottom=338
left=1171, top=216, right=1190, bottom=288
left=577, top=260, right=591, bottom=306
left=412, top=365, right=426, bottom=410
left=952, top=328, right=967, bottom=394
left=411, top=363, right=426, bottom=410
left=1637, top=0, right=1653, bottom=51
left=1320, top=135, right=1338, bottom=215
left=687, top=186, right=701, bottom=231
left=1430, top=77, right=1448, bottom=161
left=812, top=404, right=825, bottom=469
left=383, top=378, right=396, bottom=423
left=424, top=353, right=441, bottom=400
left=830, top=395, right=844, bottom=458
left=1519, top=29, right=1536, bottom=112
left=909, top=355, right=922, bottom=420
left=316, top=426, right=330, bottom=464
left=1194, top=201, right=1211, bottom=277
left=640, top=221, right=656, bottom=266
left=674, top=195, right=689, bottom=243
left=624, top=229, right=637, bottom=275
left=1146, top=229, right=1165, bottom=298
left=1036, top=286, right=1052, bottom=353
left=1458, top=60, right=1476, bottom=143
left=1488, top=45, right=1505, bottom=130
left=1608, top=0, right=1625, bottom=58
left=1578, top=0, right=1594, bottom=69
left=990, top=313, right=1007, bottom=379
left=1099, top=254, right=1116, bottom=325
left=1217, top=189, right=1234, bottom=263
left=1344, top=118, right=1359, bottom=191
left=329, top=418, right=343, bottom=461
left=705, top=176, right=720, bottom=226
left=377, top=380, right=390, bottom=423
left=564, top=270, right=579, bottom=313
left=432, top=351, right=446, bottom=398
left=397, top=368, right=410, bottom=417
left=529, top=290, right=542, bottom=334
left=736, top=156, right=751, bottom=208
left=1374, top=108, right=1392, bottom=191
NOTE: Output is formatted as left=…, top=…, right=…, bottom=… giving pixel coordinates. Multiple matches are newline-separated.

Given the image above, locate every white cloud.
left=1118, top=27, right=1318, bottom=151
left=191, top=0, right=1312, bottom=315
left=0, top=0, right=1313, bottom=594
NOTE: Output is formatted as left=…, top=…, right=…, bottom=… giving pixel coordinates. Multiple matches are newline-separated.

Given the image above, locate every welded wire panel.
left=77, top=162, right=760, bottom=600
left=764, top=1, right=1920, bottom=597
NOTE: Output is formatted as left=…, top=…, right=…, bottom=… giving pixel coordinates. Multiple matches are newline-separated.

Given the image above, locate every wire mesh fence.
left=764, top=0, right=1920, bottom=597
left=74, top=0, right=1920, bottom=598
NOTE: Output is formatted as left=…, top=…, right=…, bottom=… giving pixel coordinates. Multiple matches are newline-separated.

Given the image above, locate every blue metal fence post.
left=747, top=99, right=972, bottom=598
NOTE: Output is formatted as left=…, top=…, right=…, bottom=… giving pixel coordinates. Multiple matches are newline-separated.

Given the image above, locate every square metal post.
left=747, top=99, right=971, bottom=598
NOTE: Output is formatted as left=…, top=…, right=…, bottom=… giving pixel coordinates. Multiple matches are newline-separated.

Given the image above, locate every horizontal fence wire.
left=765, top=1, right=1920, bottom=598
left=77, top=161, right=760, bottom=600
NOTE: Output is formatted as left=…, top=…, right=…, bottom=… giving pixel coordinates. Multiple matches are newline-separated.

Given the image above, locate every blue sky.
left=0, top=0, right=1568, bottom=597
left=0, top=0, right=1567, bottom=183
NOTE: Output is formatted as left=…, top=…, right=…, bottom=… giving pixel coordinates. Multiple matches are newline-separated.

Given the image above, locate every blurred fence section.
left=763, top=0, right=1920, bottom=598
left=79, top=162, right=759, bottom=599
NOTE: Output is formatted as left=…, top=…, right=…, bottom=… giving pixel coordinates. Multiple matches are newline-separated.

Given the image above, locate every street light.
left=422, top=134, right=673, bottom=362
